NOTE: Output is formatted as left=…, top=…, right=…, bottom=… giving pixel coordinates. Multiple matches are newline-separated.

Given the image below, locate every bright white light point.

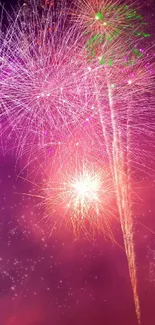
left=47, top=93, right=50, bottom=97
left=72, top=174, right=100, bottom=201
left=103, top=22, right=107, bottom=26
left=75, top=142, right=79, bottom=146
left=128, top=80, right=132, bottom=85
left=88, top=66, right=91, bottom=71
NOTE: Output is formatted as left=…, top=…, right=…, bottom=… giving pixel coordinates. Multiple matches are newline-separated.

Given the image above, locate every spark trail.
left=98, top=69, right=140, bottom=322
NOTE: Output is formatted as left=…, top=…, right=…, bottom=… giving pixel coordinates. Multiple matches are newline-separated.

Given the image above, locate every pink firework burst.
left=0, top=1, right=97, bottom=156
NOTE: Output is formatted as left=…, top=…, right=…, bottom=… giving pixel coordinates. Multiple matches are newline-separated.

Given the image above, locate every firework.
left=69, top=0, right=150, bottom=67
left=0, top=0, right=97, bottom=155
left=23, top=126, right=117, bottom=239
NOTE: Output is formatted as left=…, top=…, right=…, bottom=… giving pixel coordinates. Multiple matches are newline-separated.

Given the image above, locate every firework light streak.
left=108, top=74, right=140, bottom=323
left=94, top=65, right=141, bottom=321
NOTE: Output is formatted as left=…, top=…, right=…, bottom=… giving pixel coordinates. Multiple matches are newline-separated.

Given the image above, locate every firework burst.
left=0, top=0, right=96, bottom=155
left=69, top=0, right=150, bottom=67
left=24, top=127, right=117, bottom=240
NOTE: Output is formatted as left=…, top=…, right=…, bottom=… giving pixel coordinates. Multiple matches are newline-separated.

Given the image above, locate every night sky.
left=1, top=1, right=155, bottom=325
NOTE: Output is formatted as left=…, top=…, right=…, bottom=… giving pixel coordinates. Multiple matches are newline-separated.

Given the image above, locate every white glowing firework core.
left=72, top=173, right=100, bottom=202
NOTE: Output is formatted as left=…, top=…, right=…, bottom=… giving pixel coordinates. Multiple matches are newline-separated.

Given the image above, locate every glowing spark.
left=45, top=164, right=107, bottom=223
left=39, top=131, right=117, bottom=239
left=70, top=170, right=101, bottom=212
left=95, top=11, right=103, bottom=21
